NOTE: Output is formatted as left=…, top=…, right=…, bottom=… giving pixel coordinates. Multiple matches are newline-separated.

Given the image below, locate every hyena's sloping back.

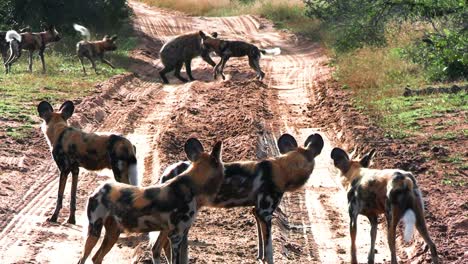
left=159, top=33, right=202, bottom=68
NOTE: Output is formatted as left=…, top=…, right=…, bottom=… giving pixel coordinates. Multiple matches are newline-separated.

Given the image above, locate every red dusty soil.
left=0, top=0, right=465, bottom=263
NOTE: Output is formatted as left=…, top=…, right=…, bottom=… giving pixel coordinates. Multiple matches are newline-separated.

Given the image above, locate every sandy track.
left=0, top=1, right=417, bottom=263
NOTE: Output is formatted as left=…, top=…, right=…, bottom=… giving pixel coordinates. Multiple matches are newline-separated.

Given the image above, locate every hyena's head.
left=101, top=35, right=118, bottom=51
left=274, top=133, right=324, bottom=191
left=45, top=25, right=61, bottom=42
left=38, top=100, right=74, bottom=134
left=331, top=147, right=376, bottom=186
left=199, top=30, right=220, bottom=53
left=182, top=138, right=224, bottom=200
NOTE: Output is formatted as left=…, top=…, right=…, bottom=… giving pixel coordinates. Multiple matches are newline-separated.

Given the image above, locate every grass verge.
left=0, top=23, right=138, bottom=141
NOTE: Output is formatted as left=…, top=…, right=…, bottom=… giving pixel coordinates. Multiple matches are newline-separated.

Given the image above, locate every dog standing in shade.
left=74, top=24, right=118, bottom=75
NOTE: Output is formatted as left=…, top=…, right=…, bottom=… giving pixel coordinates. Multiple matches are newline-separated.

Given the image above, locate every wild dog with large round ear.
left=155, top=133, right=324, bottom=264
left=331, top=147, right=439, bottom=264
left=37, top=100, right=138, bottom=224
left=77, top=138, right=225, bottom=264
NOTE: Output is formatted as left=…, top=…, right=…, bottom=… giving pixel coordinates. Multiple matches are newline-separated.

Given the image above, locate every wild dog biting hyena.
left=77, top=138, right=225, bottom=264
left=38, top=100, right=138, bottom=224
left=4, top=25, right=61, bottom=74
left=74, top=24, right=118, bottom=75
left=200, top=34, right=281, bottom=81
left=159, top=31, right=218, bottom=84
left=155, top=133, right=324, bottom=264
left=331, top=147, right=439, bottom=264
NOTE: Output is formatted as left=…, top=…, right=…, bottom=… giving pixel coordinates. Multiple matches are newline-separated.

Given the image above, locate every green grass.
left=370, top=93, right=468, bottom=139
left=0, top=26, right=137, bottom=140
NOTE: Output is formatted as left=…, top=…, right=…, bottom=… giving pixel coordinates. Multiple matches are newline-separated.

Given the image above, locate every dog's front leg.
left=101, top=57, right=115, bottom=69
left=49, top=169, right=70, bottom=222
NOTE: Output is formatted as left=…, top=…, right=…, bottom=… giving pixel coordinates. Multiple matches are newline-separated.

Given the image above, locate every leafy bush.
left=405, top=30, right=468, bottom=81
left=305, top=0, right=467, bottom=80
left=0, top=0, right=130, bottom=32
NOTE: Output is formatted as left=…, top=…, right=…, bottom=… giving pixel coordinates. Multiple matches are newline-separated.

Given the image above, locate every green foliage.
left=305, top=0, right=467, bottom=81
left=0, top=0, right=130, bottom=32
left=405, top=30, right=468, bottom=81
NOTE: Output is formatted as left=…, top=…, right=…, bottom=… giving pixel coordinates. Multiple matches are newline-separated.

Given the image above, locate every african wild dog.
left=331, top=148, right=439, bottom=264
left=77, top=138, right=225, bottom=264
left=154, top=133, right=324, bottom=264
left=38, top=100, right=138, bottom=225
left=4, top=25, right=61, bottom=73
left=74, top=24, right=118, bottom=75
left=200, top=33, right=280, bottom=81
left=159, top=31, right=218, bottom=84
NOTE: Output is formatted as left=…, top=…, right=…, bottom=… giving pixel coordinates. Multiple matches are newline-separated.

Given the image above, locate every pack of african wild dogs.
left=4, top=23, right=440, bottom=264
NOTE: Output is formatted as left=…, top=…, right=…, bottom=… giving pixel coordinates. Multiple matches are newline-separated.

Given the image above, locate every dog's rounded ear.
left=305, top=133, right=324, bottom=158
left=277, top=133, right=298, bottom=154
left=210, top=141, right=223, bottom=162
left=185, top=138, right=205, bottom=162
left=211, top=32, right=218, bottom=38
left=199, top=31, right=207, bottom=40
left=59, top=101, right=74, bottom=120
left=37, top=101, right=53, bottom=121
left=359, top=149, right=376, bottom=168
left=331, top=148, right=351, bottom=173
left=110, top=35, right=118, bottom=41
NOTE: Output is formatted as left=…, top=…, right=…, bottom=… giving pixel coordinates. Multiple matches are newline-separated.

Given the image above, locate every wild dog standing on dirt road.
left=159, top=31, right=218, bottom=84
left=4, top=25, right=61, bottom=74
left=200, top=34, right=280, bottom=81
left=77, top=138, right=225, bottom=264
left=155, top=133, right=324, bottom=264
left=74, top=24, right=118, bottom=75
left=38, top=100, right=139, bottom=224
left=331, top=148, right=439, bottom=264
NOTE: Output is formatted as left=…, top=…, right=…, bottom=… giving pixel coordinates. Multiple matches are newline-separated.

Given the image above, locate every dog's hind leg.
left=48, top=168, right=70, bottom=222
left=249, top=56, right=265, bottom=80
left=174, top=61, right=188, bottom=83
left=39, top=47, right=46, bottom=73
left=367, top=215, right=378, bottom=264
left=78, top=218, right=104, bottom=264
left=5, top=42, right=21, bottom=74
left=92, top=217, right=121, bottom=264
left=87, top=56, right=98, bottom=74
left=185, top=59, right=195, bottom=81
left=78, top=55, right=87, bottom=75
left=67, top=167, right=79, bottom=224
left=28, top=50, right=33, bottom=72
left=414, top=205, right=439, bottom=263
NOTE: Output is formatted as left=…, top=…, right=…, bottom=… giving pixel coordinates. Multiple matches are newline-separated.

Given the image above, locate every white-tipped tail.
left=263, top=47, right=281, bottom=56
left=6, top=30, right=21, bottom=42
left=149, top=231, right=161, bottom=247
left=402, top=209, right=416, bottom=242
left=128, top=163, right=139, bottom=186
left=73, top=23, right=90, bottom=41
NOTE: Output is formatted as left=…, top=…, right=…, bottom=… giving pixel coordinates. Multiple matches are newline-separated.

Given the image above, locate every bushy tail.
left=5, top=30, right=21, bottom=42
left=73, top=23, right=90, bottom=41
left=260, top=47, right=281, bottom=56
left=402, top=209, right=416, bottom=242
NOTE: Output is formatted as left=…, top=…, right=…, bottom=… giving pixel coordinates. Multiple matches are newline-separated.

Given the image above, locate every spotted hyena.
left=159, top=31, right=218, bottom=84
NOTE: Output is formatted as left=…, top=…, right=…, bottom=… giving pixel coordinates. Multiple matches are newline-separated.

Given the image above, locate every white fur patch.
left=128, top=163, right=139, bottom=186
left=402, top=209, right=416, bottom=242
left=5, top=30, right=21, bottom=42
left=263, top=47, right=281, bottom=56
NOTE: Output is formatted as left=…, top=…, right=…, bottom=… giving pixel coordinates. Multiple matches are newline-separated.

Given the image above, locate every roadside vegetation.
left=0, top=0, right=136, bottom=140
left=139, top=0, right=467, bottom=140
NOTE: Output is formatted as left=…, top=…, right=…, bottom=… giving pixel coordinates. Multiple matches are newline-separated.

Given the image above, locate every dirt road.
left=0, top=1, right=441, bottom=263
